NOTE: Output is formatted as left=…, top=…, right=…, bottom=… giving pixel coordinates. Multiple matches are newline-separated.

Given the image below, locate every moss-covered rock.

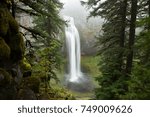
left=20, top=58, right=32, bottom=77
left=0, top=2, right=25, bottom=62
left=0, top=38, right=10, bottom=59
left=0, top=68, right=12, bottom=86
left=8, top=33, right=25, bottom=61
left=0, top=4, right=9, bottom=37
left=20, top=58, right=32, bottom=71
left=8, top=11, right=19, bottom=34
left=0, top=1, right=26, bottom=100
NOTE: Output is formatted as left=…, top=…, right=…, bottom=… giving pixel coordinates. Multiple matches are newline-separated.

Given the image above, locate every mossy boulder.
left=0, top=2, right=25, bottom=62
left=0, top=5, right=9, bottom=37
left=8, top=13, right=19, bottom=34
left=0, top=1, right=26, bottom=99
left=0, top=38, right=10, bottom=59
left=20, top=58, right=32, bottom=71
left=20, top=58, right=32, bottom=77
left=8, top=33, right=25, bottom=62
left=0, top=68, right=12, bottom=86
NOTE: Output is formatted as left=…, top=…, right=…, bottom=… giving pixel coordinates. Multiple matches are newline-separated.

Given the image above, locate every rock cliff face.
left=16, top=2, right=33, bottom=41
left=0, top=1, right=35, bottom=99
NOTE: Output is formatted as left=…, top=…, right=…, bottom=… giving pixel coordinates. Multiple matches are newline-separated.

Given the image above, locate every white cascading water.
left=64, top=16, right=82, bottom=82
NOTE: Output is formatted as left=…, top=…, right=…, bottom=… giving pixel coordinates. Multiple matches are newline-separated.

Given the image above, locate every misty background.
left=60, top=0, right=104, bottom=55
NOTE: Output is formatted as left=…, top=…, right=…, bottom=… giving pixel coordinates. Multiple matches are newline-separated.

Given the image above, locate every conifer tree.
left=8, top=0, right=64, bottom=90
left=83, top=0, right=150, bottom=99
left=124, top=0, right=150, bottom=99
left=18, top=0, right=64, bottom=88
left=82, top=0, right=129, bottom=99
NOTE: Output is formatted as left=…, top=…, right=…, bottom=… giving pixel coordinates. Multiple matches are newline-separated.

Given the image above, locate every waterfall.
left=64, top=16, right=82, bottom=82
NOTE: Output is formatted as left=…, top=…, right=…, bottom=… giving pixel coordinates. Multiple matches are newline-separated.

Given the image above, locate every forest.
left=0, top=0, right=150, bottom=100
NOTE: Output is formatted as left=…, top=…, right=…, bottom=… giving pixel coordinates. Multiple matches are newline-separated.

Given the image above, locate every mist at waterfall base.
left=64, top=16, right=93, bottom=92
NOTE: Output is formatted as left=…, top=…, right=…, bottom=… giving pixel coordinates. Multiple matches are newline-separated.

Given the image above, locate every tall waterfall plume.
left=64, top=16, right=82, bottom=82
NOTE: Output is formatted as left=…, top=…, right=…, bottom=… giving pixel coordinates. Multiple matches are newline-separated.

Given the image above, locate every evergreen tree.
left=18, top=0, right=64, bottom=90
left=82, top=0, right=129, bottom=99
left=8, top=0, right=64, bottom=94
left=136, top=0, right=150, bottom=65
left=124, top=0, right=150, bottom=99
left=83, top=0, right=150, bottom=99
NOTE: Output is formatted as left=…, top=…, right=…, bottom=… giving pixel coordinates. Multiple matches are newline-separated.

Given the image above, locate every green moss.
left=0, top=38, right=10, bottom=59
left=8, top=11, right=19, bottom=34
left=0, top=7, right=9, bottom=37
left=20, top=58, right=31, bottom=72
left=8, top=33, right=25, bottom=61
left=0, top=68, right=12, bottom=86
left=39, top=85, right=75, bottom=100
left=0, top=2, right=25, bottom=63
left=49, top=87, right=75, bottom=100
left=0, top=1, right=27, bottom=99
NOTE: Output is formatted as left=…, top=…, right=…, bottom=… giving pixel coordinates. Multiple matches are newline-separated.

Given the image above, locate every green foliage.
left=33, top=39, right=61, bottom=83
left=82, top=0, right=129, bottom=99
left=82, top=0, right=150, bottom=100
left=81, top=56, right=100, bottom=78
left=18, top=0, right=64, bottom=41
left=123, top=17, right=150, bottom=99
left=42, top=87, right=75, bottom=100
left=95, top=56, right=127, bottom=99
left=136, top=18, right=150, bottom=65
left=27, top=0, right=64, bottom=94
left=1, top=0, right=65, bottom=100
left=137, top=17, right=150, bottom=27
left=123, top=64, right=150, bottom=99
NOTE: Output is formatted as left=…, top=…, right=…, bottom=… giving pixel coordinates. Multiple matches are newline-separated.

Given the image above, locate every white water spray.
left=64, top=16, right=82, bottom=82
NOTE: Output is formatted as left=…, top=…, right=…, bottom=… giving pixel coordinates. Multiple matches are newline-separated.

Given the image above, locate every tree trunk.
left=119, top=0, right=127, bottom=72
left=126, top=0, right=138, bottom=75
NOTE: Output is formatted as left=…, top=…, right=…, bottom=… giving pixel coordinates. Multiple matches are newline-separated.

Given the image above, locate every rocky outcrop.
left=0, top=1, right=34, bottom=99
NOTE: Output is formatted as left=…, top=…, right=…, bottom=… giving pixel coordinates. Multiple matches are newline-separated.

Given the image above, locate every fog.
left=60, top=0, right=103, bottom=55
left=60, top=0, right=103, bottom=27
left=61, top=0, right=87, bottom=22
